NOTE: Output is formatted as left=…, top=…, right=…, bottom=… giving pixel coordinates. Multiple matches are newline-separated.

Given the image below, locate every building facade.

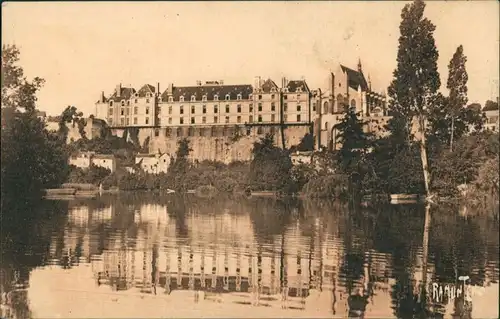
left=95, top=78, right=312, bottom=130
left=313, top=61, right=388, bottom=150
left=69, top=152, right=117, bottom=172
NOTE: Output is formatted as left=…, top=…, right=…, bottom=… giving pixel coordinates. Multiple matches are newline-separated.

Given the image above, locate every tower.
left=357, top=58, right=363, bottom=73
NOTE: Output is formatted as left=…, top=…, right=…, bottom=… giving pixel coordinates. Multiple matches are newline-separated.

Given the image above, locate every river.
left=1, top=193, right=498, bottom=318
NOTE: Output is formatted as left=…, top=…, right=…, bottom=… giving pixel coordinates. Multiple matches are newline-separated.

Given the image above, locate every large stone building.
left=94, top=78, right=313, bottom=163
left=312, top=60, right=388, bottom=150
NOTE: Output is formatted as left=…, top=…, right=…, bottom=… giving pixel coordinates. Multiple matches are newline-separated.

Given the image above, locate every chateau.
left=92, top=61, right=390, bottom=162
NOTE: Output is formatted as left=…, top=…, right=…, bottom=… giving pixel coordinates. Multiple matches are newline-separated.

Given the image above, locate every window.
left=202, top=116, right=206, bottom=124
left=109, top=118, right=113, bottom=125
left=166, top=128, right=171, bottom=137
left=271, top=103, right=275, bottom=111
left=258, top=115, right=262, bottom=122
left=284, top=95, right=288, bottom=100
left=323, top=101, right=329, bottom=114
left=297, top=114, right=301, bottom=122
left=202, top=95, right=207, bottom=102
left=180, top=117, right=184, bottom=124
left=126, top=108, right=130, bottom=116
left=313, top=102, right=316, bottom=112
left=225, top=116, right=229, bottom=123
left=180, top=96, right=185, bottom=102
left=258, top=95, right=262, bottom=100
left=297, top=105, right=301, bottom=111
left=214, top=116, right=218, bottom=123
left=271, top=114, right=275, bottom=122
left=284, top=103, right=288, bottom=112
left=297, top=94, right=301, bottom=100
left=145, top=118, right=149, bottom=124
left=121, top=100, right=125, bottom=106
left=188, top=127, right=194, bottom=137
left=121, top=109, right=124, bottom=116
left=225, top=105, right=230, bottom=113
left=258, top=103, right=262, bottom=112
left=155, top=129, right=160, bottom=137
left=176, top=127, right=182, bottom=137
left=237, top=94, right=242, bottom=100
left=109, top=101, right=114, bottom=106
left=134, top=107, right=138, bottom=115
left=168, top=106, right=172, bottom=115
left=249, top=104, right=253, bottom=112
left=180, top=106, right=184, bottom=114
left=214, top=94, right=219, bottom=101
left=121, top=118, right=125, bottom=125
left=271, top=94, right=275, bottom=99
left=202, top=105, right=206, bottom=114
left=191, top=117, right=195, bottom=124
left=146, top=98, right=150, bottom=103
left=109, top=108, right=113, bottom=115
left=168, top=117, right=172, bottom=124
left=126, top=118, right=130, bottom=125
left=284, top=114, right=288, bottom=122
left=257, top=127, right=263, bottom=134
left=133, top=117, right=137, bottom=124
left=214, top=105, right=218, bottom=113
left=135, top=99, right=138, bottom=103
left=191, top=95, right=196, bottom=102
left=127, top=101, right=130, bottom=106
left=168, top=97, right=173, bottom=103
left=225, top=94, right=230, bottom=101
left=237, top=116, right=241, bottom=123
left=237, top=105, right=241, bottom=113
left=249, top=115, right=253, bottom=123
left=191, top=105, right=195, bottom=114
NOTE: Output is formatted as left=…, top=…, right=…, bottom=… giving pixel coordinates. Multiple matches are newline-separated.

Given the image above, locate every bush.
left=302, top=174, right=348, bottom=199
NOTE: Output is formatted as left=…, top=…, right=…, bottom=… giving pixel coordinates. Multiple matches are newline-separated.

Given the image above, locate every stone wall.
left=111, top=124, right=311, bottom=163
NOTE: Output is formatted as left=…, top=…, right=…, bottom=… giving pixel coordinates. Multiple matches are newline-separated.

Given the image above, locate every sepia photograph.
left=1, top=1, right=499, bottom=318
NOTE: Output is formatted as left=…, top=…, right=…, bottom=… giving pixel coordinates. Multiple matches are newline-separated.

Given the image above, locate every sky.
left=2, top=1, right=499, bottom=116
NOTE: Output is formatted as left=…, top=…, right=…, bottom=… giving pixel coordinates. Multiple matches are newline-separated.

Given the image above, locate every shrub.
left=302, top=174, right=348, bottom=199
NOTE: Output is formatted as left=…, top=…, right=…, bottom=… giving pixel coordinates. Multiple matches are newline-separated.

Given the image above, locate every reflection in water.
left=1, top=195, right=499, bottom=318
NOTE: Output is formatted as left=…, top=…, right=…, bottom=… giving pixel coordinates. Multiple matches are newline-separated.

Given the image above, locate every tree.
left=387, top=0, right=440, bottom=196
left=446, top=45, right=468, bottom=150
left=247, top=133, right=293, bottom=192
left=333, top=108, right=371, bottom=174
left=484, top=99, right=499, bottom=111
left=167, top=138, right=193, bottom=191
left=1, top=45, right=69, bottom=205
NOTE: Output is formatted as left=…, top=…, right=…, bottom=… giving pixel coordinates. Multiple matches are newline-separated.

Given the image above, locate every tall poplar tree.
left=446, top=45, right=468, bottom=151
left=387, top=0, right=440, bottom=196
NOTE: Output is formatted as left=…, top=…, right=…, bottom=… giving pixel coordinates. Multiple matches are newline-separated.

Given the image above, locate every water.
left=1, top=194, right=498, bottom=318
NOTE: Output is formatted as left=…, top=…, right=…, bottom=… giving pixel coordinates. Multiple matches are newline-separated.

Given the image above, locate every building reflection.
left=41, top=198, right=499, bottom=318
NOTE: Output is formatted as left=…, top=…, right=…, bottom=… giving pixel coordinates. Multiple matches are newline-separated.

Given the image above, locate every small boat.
left=390, top=194, right=425, bottom=204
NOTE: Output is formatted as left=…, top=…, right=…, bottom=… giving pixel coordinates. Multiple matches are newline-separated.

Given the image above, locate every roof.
left=286, top=80, right=310, bottom=93
left=108, top=87, right=136, bottom=103
left=340, top=65, right=369, bottom=91
left=260, top=79, right=279, bottom=93
left=161, top=84, right=253, bottom=102
left=137, top=84, right=156, bottom=98
left=93, top=154, right=115, bottom=160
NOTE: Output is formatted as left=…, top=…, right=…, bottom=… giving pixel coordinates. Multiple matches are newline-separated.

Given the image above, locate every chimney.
left=101, top=91, right=105, bottom=102
left=219, top=80, right=224, bottom=85
left=282, top=77, right=288, bottom=89
left=196, top=80, right=202, bottom=86
left=357, top=58, right=363, bottom=73
left=168, top=83, right=173, bottom=94
left=254, top=76, right=261, bottom=90
left=157, top=82, right=160, bottom=95
left=116, top=84, right=121, bottom=97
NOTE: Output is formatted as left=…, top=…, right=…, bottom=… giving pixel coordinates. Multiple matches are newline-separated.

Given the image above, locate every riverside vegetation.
left=1, top=0, right=498, bottom=209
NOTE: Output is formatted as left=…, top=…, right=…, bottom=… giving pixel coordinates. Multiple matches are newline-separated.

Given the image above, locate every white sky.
left=2, top=1, right=499, bottom=116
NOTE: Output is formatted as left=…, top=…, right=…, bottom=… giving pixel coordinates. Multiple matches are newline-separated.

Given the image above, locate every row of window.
left=108, top=114, right=304, bottom=126
left=159, top=126, right=279, bottom=138
left=109, top=103, right=305, bottom=117
left=108, top=93, right=306, bottom=106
